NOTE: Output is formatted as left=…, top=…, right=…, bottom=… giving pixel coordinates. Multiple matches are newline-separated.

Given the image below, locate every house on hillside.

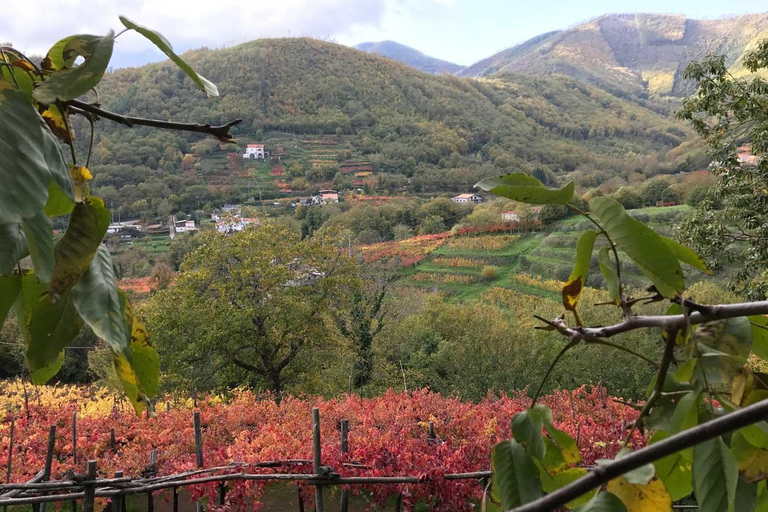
left=501, top=211, right=519, bottom=222
left=169, top=216, right=197, bottom=239
left=216, top=216, right=259, bottom=233
left=319, top=190, right=339, bottom=204
left=242, top=144, right=269, bottom=160
left=451, top=193, right=484, bottom=204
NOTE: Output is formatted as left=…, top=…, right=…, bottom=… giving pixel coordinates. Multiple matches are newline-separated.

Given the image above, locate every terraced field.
left=397, top=205, right=699, bottom=301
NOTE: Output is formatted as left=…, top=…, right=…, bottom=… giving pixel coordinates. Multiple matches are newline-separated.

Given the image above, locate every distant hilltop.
left=354, top=40, right=463, bottom=75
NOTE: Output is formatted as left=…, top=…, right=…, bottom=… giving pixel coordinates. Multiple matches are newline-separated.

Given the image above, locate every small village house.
left=169, top=216, right=197, bottom=239
left=451, top=193, right=484, bottom=204
left=319, top=190, right=339, bottom=204
left=242, top=144, right=269, bottom=160
left=501, top=211, right=519, bottom=222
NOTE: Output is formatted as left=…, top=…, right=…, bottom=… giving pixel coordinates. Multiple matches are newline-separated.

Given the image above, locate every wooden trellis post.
left=148, top=450, right=157, bottom=512
left=312, top=408, right=323, bottom=512
left=37, top=425, right=56, bottom=512
left=340, top=419, right=349, bottom=512
left=194, top=411, right=204, bottom=512
left=113, top=471, right=124, bottom=512
left=82, top=461, right=97, bottom=512
left=3, top=419, right=13, bottom=512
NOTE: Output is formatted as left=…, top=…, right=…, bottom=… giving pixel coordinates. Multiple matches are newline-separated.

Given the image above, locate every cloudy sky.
left=3, top=0, right=767, bottom=68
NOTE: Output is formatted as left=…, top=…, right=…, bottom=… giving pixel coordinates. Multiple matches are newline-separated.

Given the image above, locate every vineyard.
left=0, top=383, right=642, bottom=511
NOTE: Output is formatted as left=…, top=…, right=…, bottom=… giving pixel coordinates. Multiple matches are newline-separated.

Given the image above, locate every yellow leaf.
left=732, top=369, right=755, bottom=406
left=607, top=477, right=672, bottom=512
left=41, top=105, right=73, bottom=144
left=69, top=165, right=93, bottom=181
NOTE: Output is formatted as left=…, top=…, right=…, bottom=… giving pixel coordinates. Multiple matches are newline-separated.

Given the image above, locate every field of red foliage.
left=0, top=386, right=641, bottom=511
left=360, top=233, right=452, bottom=267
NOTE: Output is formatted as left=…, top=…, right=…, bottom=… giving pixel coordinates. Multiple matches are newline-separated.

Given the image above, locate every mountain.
left=86, top=38, right=697, bottom=218
left=354, top=40, right=463, bottom=75
left=458, top=13, right=768, bottom=99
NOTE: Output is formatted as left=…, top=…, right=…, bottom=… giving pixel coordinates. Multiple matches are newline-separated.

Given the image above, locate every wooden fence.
left=0, top=408, right=491, bottom=512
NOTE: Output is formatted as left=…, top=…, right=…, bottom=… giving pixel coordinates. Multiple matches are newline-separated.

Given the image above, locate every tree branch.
left=508, top=396, right=768, bottom=512
left=536, top=300, right=768, bottom=341
left=66, top=99, right=241, bottom=143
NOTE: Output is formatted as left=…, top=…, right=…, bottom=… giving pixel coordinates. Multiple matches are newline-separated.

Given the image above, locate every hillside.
left=458, top=13, right=768, bottom=99
left=354, top=40, right=464, bottom=74
left=86, top=38, right=696, bottom=218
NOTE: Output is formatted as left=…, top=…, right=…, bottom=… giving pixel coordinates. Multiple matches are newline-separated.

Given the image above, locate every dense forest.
left=81, top=38, right=705, bottom=220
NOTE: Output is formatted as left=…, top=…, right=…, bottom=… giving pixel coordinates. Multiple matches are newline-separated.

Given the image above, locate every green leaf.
left=0, top=275, right=21, bottom=328
left=491, top=440, right=543, bottom=509
left=545, top=422, right=581, bottom=467
left=44, top=181, right=74, bottom=217
left=736, top=478, right=757, bottom=512
left=118, top=16, right=219, bottom=98
left=696, top=317, right=753, bottom=358
left=21, top=210, right=54, bottom=283
left=41, top=36, right=86, bottom=71
left=589, top=197, right=683, bottom=298
left=51, top=197, right=111, bottom=296
left=534, top=460, right=596, bottom=508
left=670, top=389, right=701, bottom=433
left=25, top=292, right=82, bottom=380
left=662, top=304, right=689, bottom=346
left=0, top=83, right=68, bottom=224
left=732, top=431, right=768, bottom=483
left=30, top=351, right=64, bottom=385
left=571, top=492, right=628, bottom=512
left=512, top=409, right=546, bottom=460
left=750, top=316, right=768, bottom=361
left=606, top=448, right=655, bottom=485
left=696, top=343, right=748, bottom=385
left=660, top=236, right=709, bottom=273
left=563, top=229, right=598, bottom=312
left=650, top=431, right=692, bottom=500
left=119, top=289, right=159, bottom=398
left=475, top=173, right=574, bottom=205
left=674, top=358, right=697, bottom=384
left=0, top=223, right=27, bottom=275
left=33, top=33, right=115, bottom=104
left=693, top=437, right=739, bottom=512
left=72, top=245, right=129, bottom=357
left=598, top=246, right=620, bottom=305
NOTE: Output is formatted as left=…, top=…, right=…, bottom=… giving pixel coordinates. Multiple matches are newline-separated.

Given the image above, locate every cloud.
left=2, top=0, right=389, bottom=63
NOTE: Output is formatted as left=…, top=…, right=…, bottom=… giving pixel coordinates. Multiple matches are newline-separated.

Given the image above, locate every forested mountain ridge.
left=87, top=37, right=698, bottom=218
left=458, top=13, right=768, bottom=99
left=354, top=40, right=464, bottom=74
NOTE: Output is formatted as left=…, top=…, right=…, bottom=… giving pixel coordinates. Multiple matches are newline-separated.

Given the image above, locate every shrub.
left=481, top=265, right=499, bottom=280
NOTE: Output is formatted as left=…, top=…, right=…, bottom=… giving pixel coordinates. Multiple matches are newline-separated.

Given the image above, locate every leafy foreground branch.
left=0, top=16, right=238, bottom=413
left=476, top=162, right=768, bottom=510
left=508, top=397, right=768, bottom=512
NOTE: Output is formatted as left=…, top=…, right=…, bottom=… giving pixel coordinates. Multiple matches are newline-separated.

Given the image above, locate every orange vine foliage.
left=360, top=233, right=451, bottom=267
left=0, top=384, right=642, bottom=511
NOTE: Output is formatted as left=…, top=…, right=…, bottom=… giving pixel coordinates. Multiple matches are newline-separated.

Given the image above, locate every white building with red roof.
left=243, top=144, right=268, bottom=160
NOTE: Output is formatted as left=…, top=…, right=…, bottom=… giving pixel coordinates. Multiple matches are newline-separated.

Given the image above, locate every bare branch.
left=67, top=99, right=241, bottom=143
left=540, top=300, right=768, bottom=341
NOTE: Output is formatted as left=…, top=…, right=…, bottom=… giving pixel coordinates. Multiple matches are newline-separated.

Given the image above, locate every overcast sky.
left=3, top=0, right=767, bottom=68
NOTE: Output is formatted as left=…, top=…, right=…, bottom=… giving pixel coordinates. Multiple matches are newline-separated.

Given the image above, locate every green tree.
left=613, top=186, right=643, bottom=210
left=677, top=40, right=768, bottom=298
left=641, top=178, right=672, bottom=206
left=145, top=225, right=358, bottom=395
left=417, top=215, right=446, bottom=235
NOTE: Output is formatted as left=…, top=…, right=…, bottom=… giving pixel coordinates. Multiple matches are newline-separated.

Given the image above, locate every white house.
left=242, top=144, right=268, bottom=160
left=501, top=211, right=519, bottom=222
left=451, top=193, right=484, bottom=204
left=107, top=220, right=143, bottom=234
left=170, top=216, right=197, bottom=239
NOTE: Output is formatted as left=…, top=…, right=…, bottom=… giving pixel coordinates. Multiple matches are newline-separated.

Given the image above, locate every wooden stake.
left=193, top=411, right=204, bottom=512
left=312, top=408, right=323, bottom=512
left=395, top=494, right=402, bottom=512
left=193, top=412, right=204, bottom=468
left=113, top=472, right=124, bottom=512
left=110, top=428, right=116, bottom=452
left=166, top=402, right=170, bottom=414
left=340, top=419, right=349, bottom=512
left=82, top=461, right=97, bottom=512
left=72, top=413, right=77, bottom=466
left=173, top=487, right=178, bottom=512
left=4, top=420, right=14, bottom=512
left=38, top=425, right=56, bottom=512
left=428, top=422, right=435, bottom=442
left=297, top=487, right=304, bottom=512
left=218, top=483, right=226, bottom=506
